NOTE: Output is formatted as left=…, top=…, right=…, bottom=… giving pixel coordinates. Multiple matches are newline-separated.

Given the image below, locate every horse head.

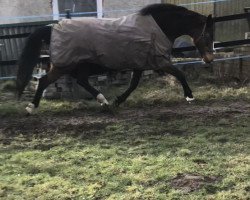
left=192, top=15, right=214, bottom=64
left=140, top=4, right=214, bottom=64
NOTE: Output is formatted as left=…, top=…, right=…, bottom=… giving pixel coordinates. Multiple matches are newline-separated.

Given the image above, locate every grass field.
left=0, top=79, right=249, bottom=199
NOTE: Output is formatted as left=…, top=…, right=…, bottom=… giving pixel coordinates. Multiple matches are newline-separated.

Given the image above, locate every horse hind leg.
left=26, top=66, right=63, bottom=114
left=113, top=70, right=142, bottom=107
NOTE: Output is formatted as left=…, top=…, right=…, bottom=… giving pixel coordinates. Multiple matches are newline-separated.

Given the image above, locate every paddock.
left=0, top=77, right=250, bottom=199
left=0, top=1, right=250, bottom=199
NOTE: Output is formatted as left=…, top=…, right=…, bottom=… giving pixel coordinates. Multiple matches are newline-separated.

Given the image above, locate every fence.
left=214, top=0, right=250, bottom=41
left=0, top=20, right=56, bottom=78
left=1, top=11, right=249, bottom=69
left=0, top=6, right=250, bottom=98
left=162, top=0, right=250, bottom=41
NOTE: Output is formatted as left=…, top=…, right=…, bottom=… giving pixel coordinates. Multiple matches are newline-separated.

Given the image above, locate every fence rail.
left=0, top=33, right=30, bottom=40
left=214, top=12, right=250, bottom=22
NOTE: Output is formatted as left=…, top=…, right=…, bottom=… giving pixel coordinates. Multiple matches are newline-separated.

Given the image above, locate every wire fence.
left=173, top=54, right=250, bottom=65
left=1, top=54, right=249, bottom=81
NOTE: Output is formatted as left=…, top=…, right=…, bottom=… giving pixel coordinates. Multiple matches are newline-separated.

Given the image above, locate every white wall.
left=0, top=0, right=52, bottom=24
left=103, top=0, right=161, bottom=18
left=0, top=0, right=162, bottom=24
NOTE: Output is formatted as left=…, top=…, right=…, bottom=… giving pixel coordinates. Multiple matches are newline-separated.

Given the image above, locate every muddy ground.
left=1, top=99, right=249, bottom=139
left=0, top=94, right=250, bottom=196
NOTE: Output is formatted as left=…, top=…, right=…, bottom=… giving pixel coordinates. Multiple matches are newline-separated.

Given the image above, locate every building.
left=0, top=0, right=52, bottom=24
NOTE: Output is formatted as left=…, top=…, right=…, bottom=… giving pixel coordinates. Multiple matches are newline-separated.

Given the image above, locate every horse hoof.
left=101, top=103, right=110, bottom=109
left=97, top=94, right=109, bottom=106
left=100, top=102, right=109, bottom=106
left=186, top=97, right=195, bottom=103
left=25, top=103, right=35, bottom=114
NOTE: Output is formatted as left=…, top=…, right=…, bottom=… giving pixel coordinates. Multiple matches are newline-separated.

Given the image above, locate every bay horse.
left=16, top=3, right=214, bottom=114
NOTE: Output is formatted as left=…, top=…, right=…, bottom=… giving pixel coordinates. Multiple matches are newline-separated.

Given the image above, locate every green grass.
left=123, top=78, right=250, bottom=107
left=0, top=80, right=16, bottom=92
left=0, top=116, right=249, bottom=199
left=0, top=77, right=249, bottom=116
left=0, top=80, right=249, bottom=199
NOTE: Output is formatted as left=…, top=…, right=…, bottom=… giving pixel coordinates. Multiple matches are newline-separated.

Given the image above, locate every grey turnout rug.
left=50, top=13, right=172, bottom=70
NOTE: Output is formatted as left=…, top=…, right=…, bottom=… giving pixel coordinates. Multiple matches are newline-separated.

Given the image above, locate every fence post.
left=244, top=7, right=250, bottom=29
left=97, top=0, right=103, bottom=19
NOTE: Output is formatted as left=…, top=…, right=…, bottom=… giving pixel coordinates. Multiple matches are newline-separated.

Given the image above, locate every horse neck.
left=152, top=12, right=200, bottom=43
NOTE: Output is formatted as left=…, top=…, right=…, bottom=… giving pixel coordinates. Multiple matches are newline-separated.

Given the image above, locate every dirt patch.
left=170, top=173, right=221, bottom=193
left=0, top=100, right=249, bottom=141
left=0, top=114, right=114, bottom=138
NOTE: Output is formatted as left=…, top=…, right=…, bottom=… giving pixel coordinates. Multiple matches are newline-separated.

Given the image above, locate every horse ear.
left=206, top=14, right=213, bottom=27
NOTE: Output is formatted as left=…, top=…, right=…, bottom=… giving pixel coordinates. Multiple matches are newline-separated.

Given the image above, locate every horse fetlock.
left=25, top=103, right=36, bottom=114
left=186, top=96, right=195, bottom=103
left=96, top=94, right=109, bottom=106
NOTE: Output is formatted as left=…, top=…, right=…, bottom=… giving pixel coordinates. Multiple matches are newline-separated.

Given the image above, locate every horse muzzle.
left=202, top=53, right=214, bottom=64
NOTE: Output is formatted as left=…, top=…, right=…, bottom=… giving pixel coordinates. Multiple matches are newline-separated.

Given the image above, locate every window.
left=52, top=0, right=103, bottom=20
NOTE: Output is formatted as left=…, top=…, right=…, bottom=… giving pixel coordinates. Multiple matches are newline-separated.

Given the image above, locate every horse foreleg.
left=26, top=66, right=63, bottom=114
left=161, top=65, right=194, bottom=102
left=113, top=70, right=142, bottom=107
left=76, top=77, right=109, bottom=106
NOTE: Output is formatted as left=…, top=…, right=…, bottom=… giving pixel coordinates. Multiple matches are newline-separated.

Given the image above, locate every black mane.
left=140, top=3, right=188, bottom=16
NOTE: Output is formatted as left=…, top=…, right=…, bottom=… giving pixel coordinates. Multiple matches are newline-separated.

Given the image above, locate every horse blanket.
left=50, top=13, right=172, bottom=70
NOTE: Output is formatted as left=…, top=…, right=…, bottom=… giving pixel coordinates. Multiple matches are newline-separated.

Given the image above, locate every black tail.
left=16, top=26, right=52, bottom=98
